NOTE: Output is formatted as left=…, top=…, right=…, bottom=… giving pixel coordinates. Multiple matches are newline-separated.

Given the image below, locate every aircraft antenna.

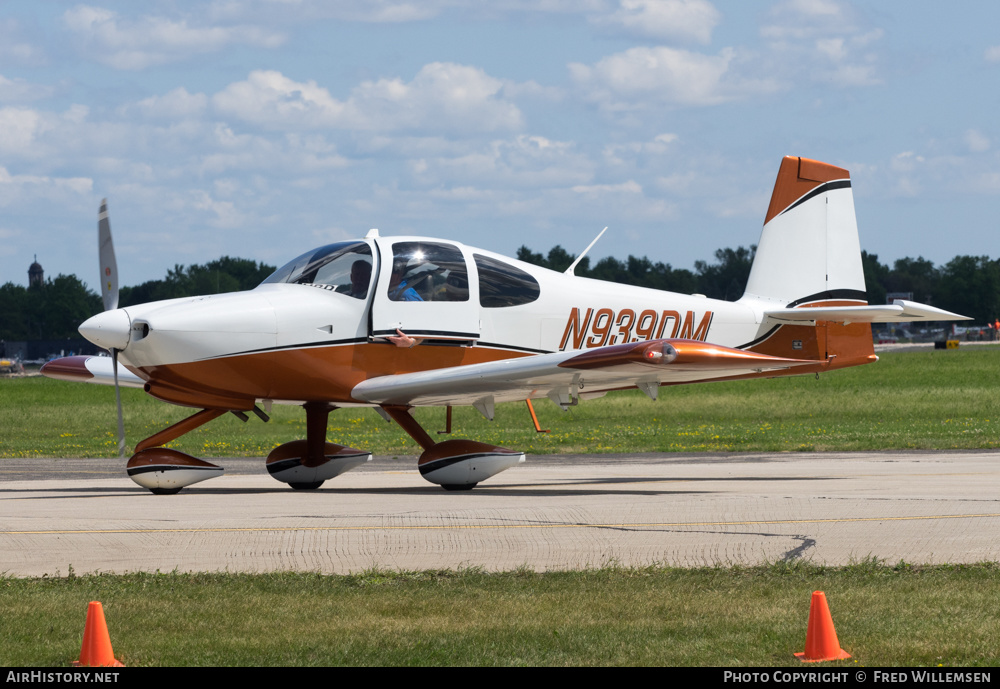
left=564, top=227, right=607, bottom=276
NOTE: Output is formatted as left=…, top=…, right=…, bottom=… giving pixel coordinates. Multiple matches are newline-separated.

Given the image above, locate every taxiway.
left=2, top=452, right=998, bottom=576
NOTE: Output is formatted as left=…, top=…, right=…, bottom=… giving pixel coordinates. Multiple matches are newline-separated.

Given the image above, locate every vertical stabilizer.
left=742, top=156, right=866, bottom=307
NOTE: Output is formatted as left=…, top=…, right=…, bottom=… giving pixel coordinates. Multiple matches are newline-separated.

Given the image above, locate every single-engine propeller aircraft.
left=42, top=156, right=969, bottom=494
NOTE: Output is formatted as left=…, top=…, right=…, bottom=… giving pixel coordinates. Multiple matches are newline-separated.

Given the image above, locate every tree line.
left=517, top=245, right=999, bottom=324
left=0, top=257, right=275, bottom=340
left=2, top=246, right=997, bottom=341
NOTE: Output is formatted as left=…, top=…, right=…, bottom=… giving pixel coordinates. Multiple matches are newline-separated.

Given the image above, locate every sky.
left=0, top=0, right=998, bottom=291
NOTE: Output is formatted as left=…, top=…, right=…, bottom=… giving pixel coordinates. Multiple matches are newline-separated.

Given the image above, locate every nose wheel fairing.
left=126, top=448, right=224, bottom=494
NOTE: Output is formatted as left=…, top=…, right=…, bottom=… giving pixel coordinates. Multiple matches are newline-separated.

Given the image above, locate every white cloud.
left=500, top=79, right=564, bottom=102
left=191, top=190, right=246, bottom=228
left=208, top=0, right=609, bottom=23
left=570, top=46, right=781, bottom=110
left=351, top=63, right=523, bottom=132
left=761, top=0, right=850, bottom=40
left=592, top=0, right=721, bottom=44
left=321, top=1, right=440, bottom=22
left=0, top=18, right=46, bottom=66
left=135, top=88, right=209, bottom=120
left=63, top=5, right=286, bottom=70
left=0, top=166, right=93, bottom=208
left=612, top=133, right=678, bottom=152
left=211, top=70, right=347, bottom=128
left=207, top=0, right=447, bottom=23
left=571, top=180, right=642, bottom=195
left=866, top=149, right=1000, bottom=200
left=654, top=172, right=696, bottom=193
left=760, top=1, right=882, bottom=87
left=825, top=62, right=879, bottom=87
left=887, top=151, right=925, bottom=197
left=603, top=134, right=678, bottom=166
left=0, top=107, right=46, bottom=156
left=0, top=226, right=23, bottom=257
left=965, top=130, right=991, bottom=153
left=985, top=46, right=1000, bottom=63
left=213, top=65, right=524, bottom=133
left=409, top=135, right=596, bottom=189
left=890, top=151, right=924, bottom=173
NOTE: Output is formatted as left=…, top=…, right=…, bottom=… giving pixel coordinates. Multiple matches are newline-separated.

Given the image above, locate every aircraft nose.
left=79, top=308, right=131, bottom=351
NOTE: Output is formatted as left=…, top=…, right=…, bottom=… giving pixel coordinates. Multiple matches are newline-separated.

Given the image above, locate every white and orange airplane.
left=42, top=156, right=968, bottom=495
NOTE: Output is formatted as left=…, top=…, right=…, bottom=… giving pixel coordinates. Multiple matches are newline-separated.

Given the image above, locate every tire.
left=289, top=481, right=325, bottom=490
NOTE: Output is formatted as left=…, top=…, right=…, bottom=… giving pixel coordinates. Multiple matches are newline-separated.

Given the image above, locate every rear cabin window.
left=475, top=254, right=540, bottom=308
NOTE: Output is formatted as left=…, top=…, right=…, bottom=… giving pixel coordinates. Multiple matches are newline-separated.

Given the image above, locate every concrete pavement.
left=2, top=451, right=998, bottom=576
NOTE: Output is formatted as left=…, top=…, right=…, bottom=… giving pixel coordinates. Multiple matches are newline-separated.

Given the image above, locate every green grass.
left=2, top=562, right=997, bottom=666
left=3, top=347, right=1000, bottom=458
left=3, top=351, right=999, bottom=667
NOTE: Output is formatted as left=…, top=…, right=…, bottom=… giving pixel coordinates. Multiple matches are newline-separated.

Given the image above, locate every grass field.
left=2, top=346, right=1000, bottom=458
left=2, top=562, right=998, bottom=667
left=3, top=347, right=999, bottom=667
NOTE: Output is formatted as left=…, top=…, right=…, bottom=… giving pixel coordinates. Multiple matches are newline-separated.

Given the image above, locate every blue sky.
left=1, top=0, right=998, bottom=291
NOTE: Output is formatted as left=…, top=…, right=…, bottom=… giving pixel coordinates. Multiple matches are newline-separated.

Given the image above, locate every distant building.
left=28, top=255, right=43, bottom=287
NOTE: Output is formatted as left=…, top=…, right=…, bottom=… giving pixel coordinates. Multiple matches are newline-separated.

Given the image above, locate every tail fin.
left=738, top=156, right=968, bottom=368
left=742, top=156, right=866, bottom=307
left=740, top=156, right=873, bottom=369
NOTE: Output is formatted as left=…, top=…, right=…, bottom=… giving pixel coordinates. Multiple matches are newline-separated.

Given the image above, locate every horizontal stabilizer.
left=40, top=355, right=146, bottom=387
left=764, top=300, right=971, bottom=325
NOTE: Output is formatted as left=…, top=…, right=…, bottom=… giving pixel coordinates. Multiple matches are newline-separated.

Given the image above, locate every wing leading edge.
left=351, top=339, right=822, bottom=409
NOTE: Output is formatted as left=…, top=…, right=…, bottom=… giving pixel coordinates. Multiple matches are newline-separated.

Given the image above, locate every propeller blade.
left=99, top=199, right=119, bottom=311
left=112, top=348, right=126, bottom=458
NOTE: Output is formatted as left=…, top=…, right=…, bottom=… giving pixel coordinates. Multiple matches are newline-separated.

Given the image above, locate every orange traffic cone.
left=794, top=591, right=851, bottom=662
left=73, top=601, right=125, bottom=667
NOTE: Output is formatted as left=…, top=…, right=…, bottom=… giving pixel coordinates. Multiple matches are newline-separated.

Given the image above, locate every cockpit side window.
left=388, top=242, right=469, bottom=303
left=475, top=254, right=540, bottom=308
left=261, top=242, right=373, bottom=299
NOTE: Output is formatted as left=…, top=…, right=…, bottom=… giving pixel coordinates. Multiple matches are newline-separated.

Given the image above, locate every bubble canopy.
left=261, top=241, right=373, bottom=298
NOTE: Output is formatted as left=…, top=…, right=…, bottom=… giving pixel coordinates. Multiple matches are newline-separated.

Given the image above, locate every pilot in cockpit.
left=347, top=260, right=372, bottom=299
left=387, top=259, right=425, bottom=302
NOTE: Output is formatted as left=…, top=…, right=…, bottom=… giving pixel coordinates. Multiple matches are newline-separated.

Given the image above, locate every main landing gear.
left=264, top=403, right=371, bottom=489
left=124, top=402, right=523, bottom=494
left=380, top=405, right=525, bottom=491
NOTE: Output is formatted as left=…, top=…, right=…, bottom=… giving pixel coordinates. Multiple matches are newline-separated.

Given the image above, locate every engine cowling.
left=127, top=448, right=224, bottom=495
left=417, top=439, right=525, bottom=490
left=266, top=440, right=371, bottom=489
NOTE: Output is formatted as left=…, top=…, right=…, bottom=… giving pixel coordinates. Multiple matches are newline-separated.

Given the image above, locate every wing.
left=40, top=355, right=146, bottom=388
left=352, top=339, right=821, bottom=411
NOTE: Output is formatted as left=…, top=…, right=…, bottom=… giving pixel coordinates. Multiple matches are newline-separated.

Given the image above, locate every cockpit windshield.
left=261, top=241, right=373, bottom=299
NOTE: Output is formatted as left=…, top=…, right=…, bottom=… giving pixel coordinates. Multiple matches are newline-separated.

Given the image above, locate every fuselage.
left=80, top=234, right=770, bottom=409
